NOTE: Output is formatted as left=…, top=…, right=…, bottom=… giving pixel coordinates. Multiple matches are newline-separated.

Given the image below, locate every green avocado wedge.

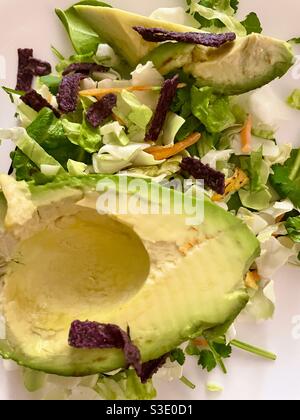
left=0, top=175, right=259, bottom=376
left=75, top=6, right=294, bottom=95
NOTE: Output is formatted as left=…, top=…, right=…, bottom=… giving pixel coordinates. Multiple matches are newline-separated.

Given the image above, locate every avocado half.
left=0, top=174, right=259, bottom=376
left=75, top=6, right=294, bottom=95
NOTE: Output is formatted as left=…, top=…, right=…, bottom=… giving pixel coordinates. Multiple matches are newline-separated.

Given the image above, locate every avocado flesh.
left=76, top=6, right=294, bottom=95
left=0, top=175, right=260, bottom=376
left=75, top=6, right=199, bottom=67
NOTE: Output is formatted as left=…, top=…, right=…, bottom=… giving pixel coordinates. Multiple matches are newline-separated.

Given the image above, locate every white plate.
left=0, top=0, right=299, bottom=401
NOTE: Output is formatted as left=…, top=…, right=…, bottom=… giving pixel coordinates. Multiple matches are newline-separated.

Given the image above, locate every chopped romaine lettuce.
left=100, top=121, right=129, bottom=146
left=67, top=159, right=88, bottom=176
left=191, top=87, right=236, bottom=133
left=62, top=118, right=101, bottom=153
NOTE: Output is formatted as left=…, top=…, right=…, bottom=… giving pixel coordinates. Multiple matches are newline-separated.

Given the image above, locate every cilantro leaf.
left=198, top=350, right=217, bottom=372
left=240, top=12, right=263, bottom=34
left=169, top=349, right=186, bottom=366
left=213, top=342, right=232, bottom=359
left=270, top=149, right=300, bottom=208
left=285, top=216, right=300, bottom=243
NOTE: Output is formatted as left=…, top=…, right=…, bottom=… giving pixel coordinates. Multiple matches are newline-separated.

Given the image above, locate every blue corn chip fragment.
left=57, top=73, right=84, bottom=113
left=16, top=49, right=52, bottom=91
left=146, top=75, right=179, bottom=142
left=140, top=354, right=168, bottom=384
left=21, top=90, right=60, bottom=118
left=69, top=321, right=142, bottom=375
left=27, top=58, right=52, bottom=77
left=62, top=62, right=108, bottom=76
left=180, top=157, right=225, bottom=195
left=86, top=94, right=117, bottom=128
left=133, top=27, right=236, bottom=47
left=16, top=49, right=34, bottom=91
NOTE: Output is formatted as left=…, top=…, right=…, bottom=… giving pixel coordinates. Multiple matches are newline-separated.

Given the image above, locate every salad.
left=0, top=0, right=299, bottom=401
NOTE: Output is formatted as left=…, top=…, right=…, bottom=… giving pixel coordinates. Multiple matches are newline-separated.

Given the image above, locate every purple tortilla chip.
left=133, top=27, right=236, bottom=47
left=21, top=90, right=60, bottom=118
left=140, top=354, right=168, bottom=384
left=57, top=73, right=84, bottom=113
left=86, top=94, right=117, bottom=128
left=27, top=57, right=52, bottom=76
left=16, top=49, right=34, bottom=91
left=62, top=63, right=108, bottom=76
left=146, top=75, right=179, bottom=142
left=69, top=321, right=142, bottom=374
left=180, top=157, right=225, bottom=195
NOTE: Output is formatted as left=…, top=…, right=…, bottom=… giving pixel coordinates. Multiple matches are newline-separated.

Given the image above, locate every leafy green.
left=56, top=1, right=111, bottom=55
left=175, top=116, right=202, bottom=142
left=0, top=128, right=64, bottom=175
left=169, top=349, right=186, bottom=366
left=287, top=89, right=300, bottom=110
left=62, top=118, right=102, bottom=153
left=39, top=75, right=61, bottom=95
left=289, top=37, right=300, bottom=44
left=198, top=350, right=217, bottom=372
left=96, top=370, right=156, bottom=400
left=240, top=12, right=262, bottom=34
left=188, top=0, right=246, bottom=36
left=10, top=149, right=39, bottom=182
left=285, top=216, right=300, bottom=243
left=55, top=51, right=95, bottom=74
left=197, top=131, right=220, bottom=157
left=27, top=108, right=87, bottom=167
left=187, top=339, right=231, bottom=373
left=191, top=86, right=236, bottom=133
left=270, top=149, right=300, bottom=208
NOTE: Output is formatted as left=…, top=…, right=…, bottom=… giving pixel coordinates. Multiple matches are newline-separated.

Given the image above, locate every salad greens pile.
left=0, top=0, right=299, bottom=401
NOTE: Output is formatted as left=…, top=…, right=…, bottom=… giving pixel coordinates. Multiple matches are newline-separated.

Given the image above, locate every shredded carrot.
left=145, top=133, right=201, bottom=161
left=245, top=270, right=261, bottom=290
left=79, top=83, right=186, bottom=99
left=212, top=168, right=249, bottom=202
left=241, top=115, right=252, bottom=154
left=193, top=338, right=209, bottom=347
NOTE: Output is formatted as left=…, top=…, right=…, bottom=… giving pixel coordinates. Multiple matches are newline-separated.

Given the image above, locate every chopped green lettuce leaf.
left=285, top=216, right=300, bottom=243
left=100, top=121, right=130, bottom=146
left=67, top=159, right=88, bottom=176
left=240, top=12, right=262, bottom=34
left=191, top=87, right=236, bottom=134
left=55, top=1, right=111, bottom=55
left=287, top=89, right=300, bottom=110
left=62, top=118, right=101, bottom=153
left=40, top=164, right=61, bottom=177
left=161, top=112, right=185, bottom=146
left=189, top=0, right=247, bottom=36
left=39, top=75, right=62, bottom=95
left=0, top=128, right=65, bottom=173
left=270, top=149, right=300, bottom=208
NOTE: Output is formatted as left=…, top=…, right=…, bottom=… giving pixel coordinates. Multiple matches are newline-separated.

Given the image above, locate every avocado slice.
left=76, top=6, right=294, bottom=95
left=74, top=6, right=199, bottom=67
left=0, top=175, right=259, bottom=376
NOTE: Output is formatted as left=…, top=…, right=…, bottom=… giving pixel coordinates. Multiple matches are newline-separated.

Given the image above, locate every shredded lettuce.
left=0, top=128, right=65, bottom=173
left=256, top=237, right=295, bottom=278
left=161, top=112, right=185, bottom=146
left=100, top=121, right=129, bottom=146
left=95, top=43, right=121, bottom=68
left=62, top=118, right=101, bottom=153
left=67, top=159, right=88, bottom=176
left=189, top=0, right=247, bottom=36
left=93, top=154, right=131, bottom=174
left=246, top=281, right=276, bottom=320
left=115, top=91, right=153, bottom=131
left=191, top=87, right=236, bottom=134
left=40, top=164, right=61, bottom=177
left=287, top=89, right=300, bottom=110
